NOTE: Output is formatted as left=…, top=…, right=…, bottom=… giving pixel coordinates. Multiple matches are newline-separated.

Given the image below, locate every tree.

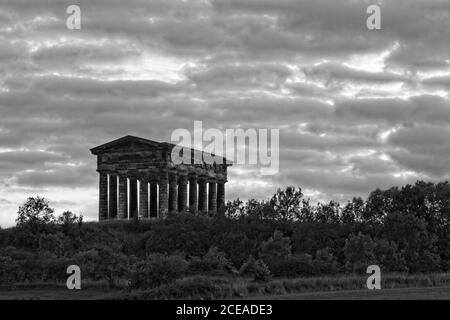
left=299, top=198, right=315, bottom=222
left=57, top=211, right=82, bottom=225
left=57, top=211, right=83, bottom=235
left=342, top=197, right=365, bottom=224
left=364, top=187, right=397, bottom=223
left=314, top=200, right=341, bottom=224
left=16, top=197, right=55, bottom=227
left=343, top=232, right=377, bottom=272
left=260, top=230, right=292, bottom=263
left=269, top=186, right=303, bottom=221
left=382, top=212, right=440, bottom=272
left=245, top=199, right=276, bottom=220
left=225, top=198, right=245, bottom=218
left=373, top=238, right=407, bottom=272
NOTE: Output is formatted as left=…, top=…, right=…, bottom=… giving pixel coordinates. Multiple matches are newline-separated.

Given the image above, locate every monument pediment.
left=90, top=135, right=162, bottom=154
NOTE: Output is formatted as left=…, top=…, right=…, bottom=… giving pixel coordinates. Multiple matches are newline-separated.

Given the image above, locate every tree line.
left=0, top=180, right=448, bottom=290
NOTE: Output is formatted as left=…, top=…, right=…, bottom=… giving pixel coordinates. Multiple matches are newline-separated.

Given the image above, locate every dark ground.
left=0, top=286, right=449, bottom=300
left=250, top=286, right=450, bottom=300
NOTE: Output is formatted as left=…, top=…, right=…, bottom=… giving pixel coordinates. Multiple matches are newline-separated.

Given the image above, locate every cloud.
left=303, top=62, right=410, bottom=86
left=14, top=164, right=95, bottom=188
left=186, top=63, right=293, bottom=91
left=423, top=75, right=450, bottom=90
left=5, top=76, right=184, bottom=99
left=0, top=150, right=67, bottom=173
left=0, top=0, right=449, bottom=227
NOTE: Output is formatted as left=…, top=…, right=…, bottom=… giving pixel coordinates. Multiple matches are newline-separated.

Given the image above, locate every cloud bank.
left=1, top=0, right=450, bottom=226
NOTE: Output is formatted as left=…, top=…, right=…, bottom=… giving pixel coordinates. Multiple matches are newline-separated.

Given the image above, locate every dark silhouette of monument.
left=91, top=135, right=230, bottom=221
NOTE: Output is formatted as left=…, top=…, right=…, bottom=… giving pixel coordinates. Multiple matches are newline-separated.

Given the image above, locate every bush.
left=0, top=246, right=40, bottom=282
left=313, top=248, right=339, bottom=274
left=74, top=246, right=129, bottom=287
left=343, top=233, right=377, bottom=273
left=39, top=254, right=74, bottom=282
left=188, top=247, right=234, bottom=276
left=291, top=221, right=344, bottom=258
left=0, top=255, right=22, bottom=285
left=240, top=256, right=271, bottom=282
left=143, top=214, right=211, bottom=256
left=38, top=233, right=64, bottom=255
left=259, top=230, right=291, bottom=264
left=373, top=239, right=407, bottom=272
left=267, top=254, right=315, bottom=277
left=259, top=230, right=328, bottom=277
left=129, top=253, right=188, bottom=289
left=211, top=229, right=256, bottom=268
left=252, top=260, right=272, bottom=282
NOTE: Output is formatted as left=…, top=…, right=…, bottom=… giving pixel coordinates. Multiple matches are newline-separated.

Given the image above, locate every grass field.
left=0, top=288, right=120, bottom=300
left=0, top=286, right=449, bottom=300
left=1, top=273, right=449, bottom=300
left=250, top=286, right=450, bottom=300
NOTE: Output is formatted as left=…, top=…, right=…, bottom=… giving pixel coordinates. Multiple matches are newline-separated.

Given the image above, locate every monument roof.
left=90, top=135, right=232, bottom=164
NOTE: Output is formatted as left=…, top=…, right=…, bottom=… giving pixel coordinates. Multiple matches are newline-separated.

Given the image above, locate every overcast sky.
left=1, top=0, right=450, bottom=226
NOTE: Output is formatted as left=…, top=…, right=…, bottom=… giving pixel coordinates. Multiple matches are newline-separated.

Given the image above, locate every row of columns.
left=98, top=171, right=226, bottom=221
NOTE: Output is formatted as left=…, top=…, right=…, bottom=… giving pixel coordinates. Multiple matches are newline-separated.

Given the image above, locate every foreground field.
left=1, top=273, right=449, bottom=300
left=252, top=286, right=450, bottom=300
left=0, top=286, right=449, bottom=300
left=0, top=288, right=120, bottom=300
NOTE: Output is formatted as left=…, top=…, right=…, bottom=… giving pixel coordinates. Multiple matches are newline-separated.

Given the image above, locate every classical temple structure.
left=90, top=135, right=230, bottom=221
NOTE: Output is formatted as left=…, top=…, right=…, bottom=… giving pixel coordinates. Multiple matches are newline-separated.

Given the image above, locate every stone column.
left=150, top=181, right=158, bottom=218
left=118, top=176, right=128, bottom=219
left=178, top=175, right=188, bottom=212
left=139, top=179, right=149, bottom=219
left=208, top=180, right=217, bottom=215
left=98, top=172, right=108, bottom=221
left=129, top=178, right=138, bottom=219
left=109, top=174, right=118, bottom=219
left=159, top=172, right=169, bottom=218
left=189, top=174, right=198, bottom=214
left=168, top=172, right=178, bottom=213
left=198, top=178, right=208, bottom=213
left=217, top=180, right=225, bottom=214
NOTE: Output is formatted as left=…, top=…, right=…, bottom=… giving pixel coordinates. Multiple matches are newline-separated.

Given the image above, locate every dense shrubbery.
left=188, top=247, right=235, bottom=276
left=257, top=231, right=339, bottom=277
left=73, top=246, right=129, bottom=287
left=129, top=254, right=188, bottom=289
left=240, top=256, right=272, bottom=282
left=0, top=180, right=449, bottom=290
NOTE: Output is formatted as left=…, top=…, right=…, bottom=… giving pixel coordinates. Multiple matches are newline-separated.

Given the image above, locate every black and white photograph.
left=0, top=0, right=449, bottom=307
